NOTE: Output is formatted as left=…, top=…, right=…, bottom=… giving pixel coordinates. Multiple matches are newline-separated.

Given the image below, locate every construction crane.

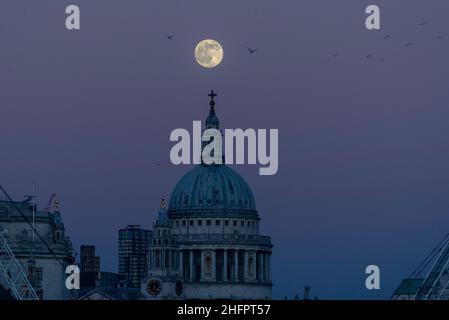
left=414, top=234, right=449, bottom=300
left=0, top=229, right=39, bottom=300
left=44, top=193, right=57, bottom=212
left=0, top=185, right=43, bottom=300
left=393, top=233, right=449, bottom=300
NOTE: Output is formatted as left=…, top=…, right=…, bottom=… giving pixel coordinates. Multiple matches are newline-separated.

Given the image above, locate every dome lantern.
left=205, top=90, right=219, bottom=129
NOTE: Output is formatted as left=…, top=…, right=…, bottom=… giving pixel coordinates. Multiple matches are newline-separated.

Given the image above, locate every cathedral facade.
left=141, top=92, right=273, bottom=299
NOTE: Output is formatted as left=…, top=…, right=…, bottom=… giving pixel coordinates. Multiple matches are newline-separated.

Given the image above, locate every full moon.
left=194, top=39, right=223, bottom=68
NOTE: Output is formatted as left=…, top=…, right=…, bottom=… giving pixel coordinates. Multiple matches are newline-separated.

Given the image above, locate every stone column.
left=155, top=250, right=158, bottom=269
left=173, top=250, right=176, bottom=272
left=263, top=252, right=267, bottom=281
left=179, top=250, right=183, bottom=277
left=200, top=250, right=205, bottom=281
left=258, top=252, right=263, bottom=281
left=223, top=249, right=228, bottom=281
left=161, top=250, right=163, bottom=269
left=174, top=250, right=177, bottom=270
left=234, top=250, right=239, bottom=282
left=263, top=251, right=268, bottom=282
left=167, top=249, right=170, bottom=269
left=166, top=250, right=169, bottom=268
left=189, top=250, right=194, bottom=281
left=211, top=250, right=216, bottom=280
left=244, top=251, right=248, bottom=282
left=268, top=253, right=271, bottom=282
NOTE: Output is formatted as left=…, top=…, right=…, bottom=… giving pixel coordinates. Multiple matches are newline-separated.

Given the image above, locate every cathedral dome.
left=168, top=163, right=257, bottom=215
left=168, top=90, right=257, bottom=216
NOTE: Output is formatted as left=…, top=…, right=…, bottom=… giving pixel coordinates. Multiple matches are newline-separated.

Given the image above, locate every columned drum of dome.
left=143, top=91, right=273, bottom=300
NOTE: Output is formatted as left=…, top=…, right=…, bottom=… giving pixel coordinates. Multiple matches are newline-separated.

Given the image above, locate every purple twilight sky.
left=1, top=0, right=449, bottom=299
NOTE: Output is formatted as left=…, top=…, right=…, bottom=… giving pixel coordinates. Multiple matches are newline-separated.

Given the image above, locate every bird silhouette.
left=379, top=57, right=385, bottom=62
left=384, top=34, right=391, bottom=39
left=404, top=42, right=413, bottom=47
left=246, top=47, right=260, bottom=54
left=418, top=22, right=428, bottom=27
left=331, top=54, right=339, bottom=58
left=166, top=34, right=173, bottom=40
left=366, top=53, right=372, bottom=59
left=437, top=36, right=445, bottom=40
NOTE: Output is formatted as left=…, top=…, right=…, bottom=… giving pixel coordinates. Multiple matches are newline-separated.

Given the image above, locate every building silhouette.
left=80, top=245, right=100, bottom=288
left=118, top=225, right=151, bottom=288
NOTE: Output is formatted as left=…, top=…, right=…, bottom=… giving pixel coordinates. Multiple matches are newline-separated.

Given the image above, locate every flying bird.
left=383, top=34, right=391, bottom=39
left=418, top=22, right=428, bottom=27
left=331, top=54, right=339, bottom=58
left=379, top=57, right=385, bottom=62
left=246, top=47, right=260, bottom=54
left=366, top=53, right=372, bottom=59
left=166, top=34, right=173, bottom=40
left=437, top=36, right=445, bottom=40
left=404, top=42, right=413, bottom=47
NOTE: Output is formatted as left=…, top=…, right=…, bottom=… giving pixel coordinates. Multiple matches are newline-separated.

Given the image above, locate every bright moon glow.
left=194, top=39, right=223, bottom=68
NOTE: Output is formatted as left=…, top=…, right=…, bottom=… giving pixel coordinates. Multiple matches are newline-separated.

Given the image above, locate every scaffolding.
left=393, top=233, right=449, bottom=300
left=414, top=235, right=449, bottom=300
left=0, top=229, right=39, bottom=300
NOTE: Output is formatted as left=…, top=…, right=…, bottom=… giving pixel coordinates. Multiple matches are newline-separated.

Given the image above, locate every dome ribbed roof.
left=168, top=164, right=256, bottom=215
